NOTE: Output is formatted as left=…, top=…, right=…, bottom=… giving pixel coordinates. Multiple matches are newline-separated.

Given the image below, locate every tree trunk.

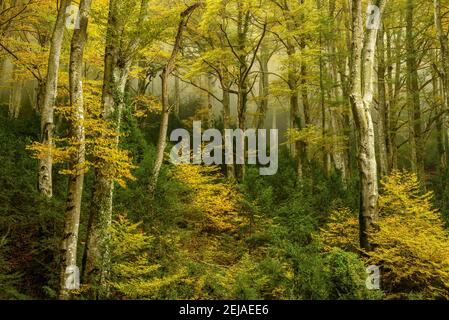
left=434, top=0, right=449, bottom=169
left=286, top=43, right=304, bottom=181
left=149, top=73, right=170, bottom=196
left=349, top=0, right=386, bottom=250
left=299, top=56, right=310, bottom=175
left=377, top=25, right=389, bottom=177
left=8, top=64, right=23, bottom=119
left=288, top=65, right=303, bottom=181
left=236, top=85, right=248, bottom=181
left=433, top=64, right=446, bottom=174
left=255, top=44, right=269, bottom=130
left=207, top=73, right=214, bottom=128
left=38, top=0, right=71, bottom=198
left=406, top=0, right=425, bottom=184
left=174, top=74, right=180, bottom=118
left=222, top=86, right=235, bottom=178
left=386, top=27, right=402, bottom=170
left=82, top=0, right=149, bottom=299
left=148, top=3, right=200, bottom=195
left=327, top=0, right=349, bottom=185
left=59, top=0, right=92, bottom=300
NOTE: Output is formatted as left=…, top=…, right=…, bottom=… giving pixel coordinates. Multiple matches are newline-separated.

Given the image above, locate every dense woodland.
left=1, top=0, right=449, bottom=300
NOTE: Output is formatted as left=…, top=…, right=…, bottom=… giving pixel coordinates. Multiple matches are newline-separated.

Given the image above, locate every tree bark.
left=406, top=0, right=425, bottom=183
left=59, top=0, right=92, bottom=300
left=8, top=64, right=23, bottom=119
left=377, top=25, right=389, bottom=177
left=206, top=73, right=214, bottom=128
left=434, top=0, right=449, bottom=169
left=38, top=0, right=71, bottom=198
left=148, top=3, right=200, bottom=196
left=82, top=0, right=149, bottom=299
left=255, top=43, right=269, bottom=130
left=386, top=26, right=402, bottom=170
left=174, top=74, right=180, bottom=118
left=222, top=86, right=235, bottom=178
left=285, top=41, right=304, bottom=181
left=349, top=0, right=386, bottom=250
left=433, top=62, right=446, bottom=174
left=327, top=0, right=349, bottom=185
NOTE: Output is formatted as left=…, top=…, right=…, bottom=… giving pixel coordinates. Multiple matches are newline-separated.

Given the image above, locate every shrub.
left=325, top=248, right=382, bottom=300
left=319, top=170, right=449, bottom=299
left=108, top=214, right=182, bottom=299
left=369, top=171, right=449, bottom=298
left=0, top=237, right=26, bottom=299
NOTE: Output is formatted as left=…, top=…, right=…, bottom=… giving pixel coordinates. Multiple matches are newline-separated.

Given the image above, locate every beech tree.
left=148, top=3, right=201, bottom=196
left=38, top=0, right=71, bottom=198
left=434, top=0, right=449, bottom=169
left=59, top=0, right=92, bottom=300
left=82, top=0, right=149, bottom=298
left=349, top=0, right=386, bottom=250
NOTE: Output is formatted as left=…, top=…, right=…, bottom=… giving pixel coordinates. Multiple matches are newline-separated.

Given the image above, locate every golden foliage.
left=132, top=95, right=162, bottom=118
left=319, top=170, right=449, bottom=298
left=286, top=125, right=348, bottom=159
left=369, top=171, right=449, bottom=298
left=109, top=214, right=184, bottom=299
left=318, top=207, right=359, bottom=253
left=172, top=165, right=244, bottom=233
left=27, top=80, right=136, bottom=187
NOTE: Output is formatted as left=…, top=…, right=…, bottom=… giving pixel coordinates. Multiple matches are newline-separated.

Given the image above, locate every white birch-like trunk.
left=349, top=0, right=386, bottom=249
left=38, top=0, right=71, bottom=198
left=59, top=0, right=92, bottom=300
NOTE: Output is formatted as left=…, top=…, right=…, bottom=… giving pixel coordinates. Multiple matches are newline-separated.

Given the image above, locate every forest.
left=1, top=0, right=449, bottom=301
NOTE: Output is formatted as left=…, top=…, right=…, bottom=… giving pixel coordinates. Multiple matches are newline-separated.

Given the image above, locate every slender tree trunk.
left=148, top=3, right=200, bottom=195
left=349, top=0, right=386, bottom=250
left=8, top=64, right=23, bottom=119
left=174, top=74, right=180, bottom=118
left=233, top=7, right=252, bottom=183
left=328, top=48, right=349, bottom=185
left=222, top=85, right=235, bottom=178
left=285, top=43, right=304, bottom=181
left=377, top=25, right=389, bottom=177
left=207, top=73, right=213, bottom=128
left=387, top=26, right=402, bottom=170
left=299, top=54, right=310, bottom=174
left=406, top=0, right=425, bottom=183
left=59, top=0, right=92, bottom=300
left=255, top=44, right=269, bottom=130
left=434, top=0, right=449, bottom=169
left=385, top=27, right=395, bottom=171
left=36, top=79, right=46, bottom=112
left=0, top=58, right=9, bottom=100
left=38, top=0, right=71, bottom=198
left=288, top=64, right=303, bottom=181
left=433, top=64, right=446, bottom=174
left=236, top=85, right=248, bottom=181
left=327, top=0, right=349, bottom=185
left=319, top=31, right=331, bottom=178
left=149, top=73, right=170, bottom=197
